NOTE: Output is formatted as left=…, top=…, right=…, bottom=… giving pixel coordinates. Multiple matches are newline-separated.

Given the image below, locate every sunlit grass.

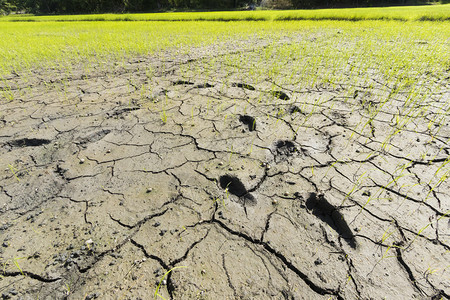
left=1, top=4, right=449, bottom=22
left=0, top=20, right=448, bottom=78
left=0, top=21, right=261, bottom=75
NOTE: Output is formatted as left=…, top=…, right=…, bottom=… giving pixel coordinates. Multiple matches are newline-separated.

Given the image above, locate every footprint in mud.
left=219, top=174, right=256, bottom=206
left=306, top=193, right=357, bottom=249
left=274, top=140, right=298, bottom=157
left=194, top=83, right=214, bottom=88
left=271, top=90, right=290, bottom=100
left=76, top=129, right=111, bottom=145
left=6, top=138, right=51, bottom=148
left=173, top=80, right=194, bottom=85
left=106, top=107, right=140, bottom=118
left=239, top=115, right=256, bottom=131
left=232, top=82, right=256, bottom=91
left=289, top=105, right=301, bottom=114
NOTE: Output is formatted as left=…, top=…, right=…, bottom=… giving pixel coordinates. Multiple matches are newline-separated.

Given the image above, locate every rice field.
left=2, top=3, right=450, bottom=22
left=0, top=6, right=449, bottom=299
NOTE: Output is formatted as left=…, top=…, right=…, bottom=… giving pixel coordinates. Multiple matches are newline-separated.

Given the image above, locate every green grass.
left=1, top=19, right=448, bottom=78
left=1, top=4, right=450, bottom=22
left=1, top=4, right=448, bottom=76
left=0, top=21, right=272, bottom=75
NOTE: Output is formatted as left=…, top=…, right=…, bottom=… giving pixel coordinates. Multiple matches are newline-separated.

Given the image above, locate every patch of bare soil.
left=0, top=37, right=449, bottom=300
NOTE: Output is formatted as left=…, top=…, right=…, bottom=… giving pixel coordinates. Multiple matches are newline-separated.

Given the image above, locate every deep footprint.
left=271, top=90, right=290, bottom=100
left=219, top=174, right=256, bottom=206
left=232, top=83, right=256, bottom=90
left=306, top=193, right=357, bottom=248
left=289, top=105, right=301, bottom=114
left=239, top=115, right=256, bottom=131
left=195, top=83, right=214, bottom=88
left=173, top=80, right=194, bottom=85
left=7, top=138, right=52, bottom=148
left=275, top=140, right=298, bottom=156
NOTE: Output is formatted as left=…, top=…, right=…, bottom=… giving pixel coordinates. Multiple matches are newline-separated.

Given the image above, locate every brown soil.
left=0, top=38, right=449, bottom=300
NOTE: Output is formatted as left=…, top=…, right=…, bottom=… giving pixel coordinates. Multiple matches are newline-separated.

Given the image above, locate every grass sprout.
left=154, top=266, right=187, bottom=300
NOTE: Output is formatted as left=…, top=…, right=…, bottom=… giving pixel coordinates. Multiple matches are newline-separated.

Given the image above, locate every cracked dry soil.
left=0, top=37, right=449, bottom=300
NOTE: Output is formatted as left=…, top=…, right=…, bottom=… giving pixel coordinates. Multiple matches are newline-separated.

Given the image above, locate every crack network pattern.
left=0, top=32, right=449, bottom=299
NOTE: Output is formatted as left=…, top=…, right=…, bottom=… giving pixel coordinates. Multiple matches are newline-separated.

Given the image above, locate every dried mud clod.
left=271, top=90, right=290, bottom=100
left=219, top=174, right=256, bottom=206
left=239, top=115, right=256, bottom=131
left=232, top=82, right=256, bottom=90
left=306, top=193, right=357, bottom=249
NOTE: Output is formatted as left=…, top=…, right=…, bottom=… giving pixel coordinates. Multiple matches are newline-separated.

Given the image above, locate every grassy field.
left=1, top=3, right=450, bottom=22
left=0, top=5, right=449, bottom=77
left=0, top=7, right=449, bottom=299
left=1, top=20, right=449, bottom=77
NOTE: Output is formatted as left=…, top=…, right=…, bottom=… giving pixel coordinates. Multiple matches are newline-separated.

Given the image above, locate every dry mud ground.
left=0, top=36, right=449, bottom=300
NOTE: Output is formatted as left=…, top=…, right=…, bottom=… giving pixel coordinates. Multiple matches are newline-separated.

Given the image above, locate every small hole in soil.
left=239, top=115, right=256, bottom=131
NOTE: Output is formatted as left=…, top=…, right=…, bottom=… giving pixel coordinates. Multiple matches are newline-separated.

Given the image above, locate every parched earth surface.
left=0, top=36, right=449, bottom=300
